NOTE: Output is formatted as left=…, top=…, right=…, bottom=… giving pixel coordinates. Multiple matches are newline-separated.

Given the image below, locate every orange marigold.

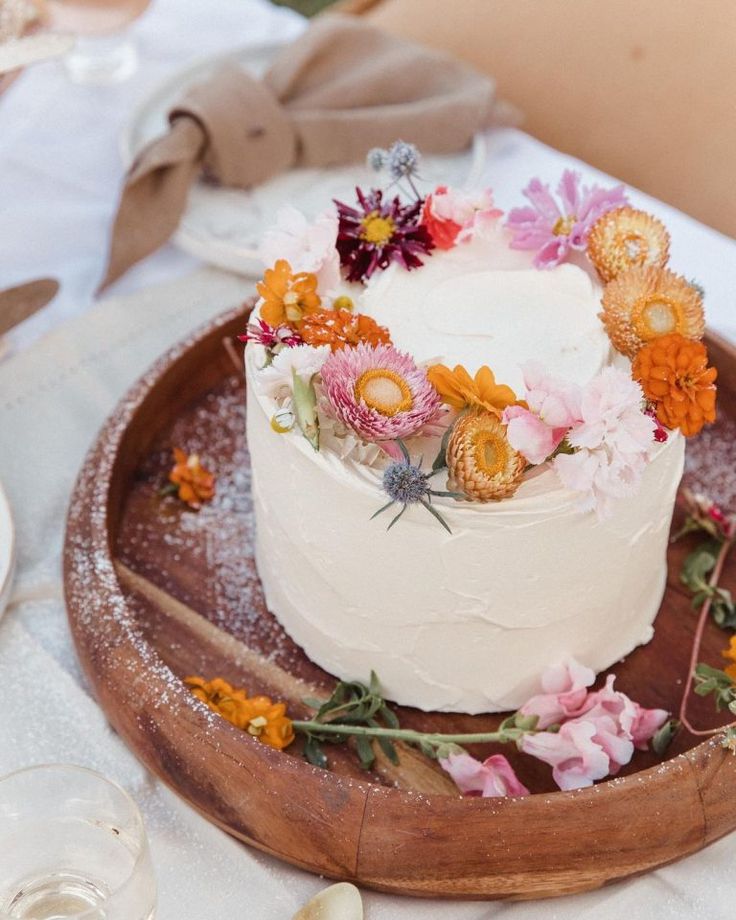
left=184, top=676, right=295, bottom=751
left=632, top=333, right=717, bottom=437
left=256, top=259, right=321, bottom=328
left=169, top=448, right=215, bottom=509
left=722, top=636, right=736, bottom=683
left=427, top=364, right=517, bottom=416
left=300, top=309, right=392, bottom=352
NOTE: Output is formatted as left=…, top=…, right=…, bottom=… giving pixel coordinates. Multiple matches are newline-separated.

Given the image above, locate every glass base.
left=63, top=35, right=138, bottom=85
left=5, top=871, right=108, bottom=919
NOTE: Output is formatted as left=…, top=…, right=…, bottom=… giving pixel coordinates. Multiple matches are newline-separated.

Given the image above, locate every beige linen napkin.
left=102, top=13, right=505, bottom=288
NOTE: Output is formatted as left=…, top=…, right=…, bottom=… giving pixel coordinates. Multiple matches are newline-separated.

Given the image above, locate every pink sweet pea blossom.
left=422, top=185, right=503, bottom=250
left=440, top=752, right=529, bottom=798
left=519, top=660, right=669, bottom=790
left=552, top=366, right=656, bottom=519
left=503, top=362, right=582, bottom=464
left=259, top=206, right=341, bottom=294
left=519, top=658, right=595, bottom=729
left=506, top=170, right=627, bottom=268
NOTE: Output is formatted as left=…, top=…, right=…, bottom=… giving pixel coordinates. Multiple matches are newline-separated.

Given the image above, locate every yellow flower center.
left=632, top=294, right=683, bottom=341
left=247, top=715, right=269, bottom=737
left=616, top=230, right=649, bottom=265
left=332, top=295, right=354, bottom=312
left=361, top=211, right=395, bottom=246
left=552, top=214, right=576, bottom=237
left=283, top=288, right=305, bottom=323
left=354, top=369, right=413, bottom=416
left=472, top=429, right=509, bottom=478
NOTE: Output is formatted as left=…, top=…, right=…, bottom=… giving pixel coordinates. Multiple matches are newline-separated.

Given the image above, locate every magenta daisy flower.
left=506, top=170, right=628, bottom=269
left=320, top=343, right=442, bottom=442
left=334, top=187, right=434, bottom=283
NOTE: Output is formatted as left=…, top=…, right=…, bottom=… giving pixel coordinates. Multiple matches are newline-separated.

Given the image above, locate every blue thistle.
left=366, top=147, right=388, bottom=172
left=387, top=140, right=421, bottom=180
left=371, top=440, right=457, bottom=533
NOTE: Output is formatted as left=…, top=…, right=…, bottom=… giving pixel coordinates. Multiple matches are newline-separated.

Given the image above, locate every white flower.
left=257, top=344, right=331, bottom=400
left=259, top=206, right=341, bottom=295
left=552, top=366, right=655, bottom=519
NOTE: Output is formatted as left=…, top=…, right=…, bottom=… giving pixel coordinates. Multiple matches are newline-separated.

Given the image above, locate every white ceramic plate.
left=122, top=43, right=488, bottom=277
left=0, top=480, right=15, bottom=622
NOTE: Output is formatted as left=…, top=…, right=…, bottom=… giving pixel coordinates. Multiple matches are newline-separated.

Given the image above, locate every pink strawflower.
left=259, top=206, right=341, bottom=294
left=439, top=752, right=529, bottom=798
left=421, top=185, right=503, bottom=250
left=320, top=343, right=442, bottom=442
left=506, top=170, right=627, bottom=268
left=238, top=317, right=302, bottom=349
left=503, top=362, right=582, bottom=464
left=519, top=658, right=595, bottom=729
left=552, top=366, right=655, bottom=518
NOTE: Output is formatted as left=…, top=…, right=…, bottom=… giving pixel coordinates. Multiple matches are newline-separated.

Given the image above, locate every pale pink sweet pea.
left=519, top=658, right=595, bottom=729
left=259, top=206, right=341, bottom=294
left=440, top=752, right=529, bottom=798
left=506, top=170, right=627, bottom=268
left=519, top=720, right=611, bottom=791
left=503, top=363, right=582, bottom=465
left=422, top=185, right=503, bottom=250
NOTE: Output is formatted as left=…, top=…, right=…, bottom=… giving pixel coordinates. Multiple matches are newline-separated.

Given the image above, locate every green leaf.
left=302, top=697, right=324, bottom=711
left=355, top=735, right=376, bottom=770
left=418, top=739, right=439, bottom=759
left=291, top=370, right=320, bottom=450
left=304, top=736, right=328, bottom=768
left=377, top=736, right=399, bottom=765
left=380, top=704, right=400, bottom=729
left=651, top=719, right=679, bottom=756
left=431, top=420, right=456, bottom=472
left=680, top=544, right=717, bottom=592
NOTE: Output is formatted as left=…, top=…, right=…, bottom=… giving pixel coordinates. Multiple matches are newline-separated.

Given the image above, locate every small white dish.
left=0, top=479, right=16, bottom=622
left=122, top=43, right=487, bottom=277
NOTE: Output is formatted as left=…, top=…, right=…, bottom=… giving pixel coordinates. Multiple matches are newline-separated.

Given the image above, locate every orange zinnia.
left=184, top=677, right=295, bottom=751
left=632, top=333, right=717, bottom=437
left=427, top=363, right=517, bottom=416
left=722, top=637, right=736, bottom=683
left=256, top=259, right=321, bottom=327
left=300, top=309, right=391, bottom=352
left=169, top=449, right=215, bottom=509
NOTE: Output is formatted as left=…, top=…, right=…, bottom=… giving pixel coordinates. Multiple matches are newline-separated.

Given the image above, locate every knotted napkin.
left=102, top=13, right=506, bottom=288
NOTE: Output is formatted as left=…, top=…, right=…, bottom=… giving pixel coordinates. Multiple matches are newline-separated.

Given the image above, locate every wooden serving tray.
left=64, top=305, right=736, bottom=900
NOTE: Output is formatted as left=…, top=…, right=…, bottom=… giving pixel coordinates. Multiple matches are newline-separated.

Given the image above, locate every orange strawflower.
left=446, top=410, right=525, bottom=501
left=632, top=333, right=717, bottom=437
left=168, top=448, right=215, bottom=509
left=184, top=676, right=295, bottom=751
left=300, top=309, right=391, bottom=352
left=256, top=259, right=321, bottom=328
left=722, top=637, right=736, bottom=682
left=600, top=266, right=704, bottom=359
left=427, top=364, right=517, bottom=416
left=587, top=207, right=670, bottom=282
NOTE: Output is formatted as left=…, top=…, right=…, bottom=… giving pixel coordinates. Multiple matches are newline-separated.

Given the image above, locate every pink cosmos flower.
left=259, top=206, right=341, bottom=294
left=552, top=366, right=655, bottom=518
left=422, top=185, right=503, bottom=250
left=439, top=752, right=529, bottom=798
left=503, top=362, right=582, bottom=465
left=519, top=658, right=595, bottom=729
left=320, top=343, right=442, bottom=442
left=506, top=170, right=627, bottom=268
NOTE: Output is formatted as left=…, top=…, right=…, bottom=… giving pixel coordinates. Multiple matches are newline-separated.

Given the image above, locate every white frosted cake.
left=243, top=154, right=714, bottom=714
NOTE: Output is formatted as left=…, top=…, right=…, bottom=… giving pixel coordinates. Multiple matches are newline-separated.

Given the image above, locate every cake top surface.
left=359, top=227, right=611, bottom=395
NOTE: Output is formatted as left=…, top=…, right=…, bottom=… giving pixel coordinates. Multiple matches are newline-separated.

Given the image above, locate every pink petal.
left=556, top=170, right=582, bottom=216
left=440, top=752, right=529, bottom=798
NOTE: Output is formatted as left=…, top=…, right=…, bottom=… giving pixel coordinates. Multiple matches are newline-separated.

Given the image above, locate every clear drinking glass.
left=46, top=0, right=150, bottom=84
left=0, top=764, right=156, bottom=920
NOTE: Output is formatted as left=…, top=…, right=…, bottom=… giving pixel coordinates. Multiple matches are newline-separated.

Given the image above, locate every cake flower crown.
left=243, top=141, right=718, bottom=528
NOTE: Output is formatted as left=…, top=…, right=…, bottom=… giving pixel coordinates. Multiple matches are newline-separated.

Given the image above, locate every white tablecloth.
left=1, top=1, right=736, bottom=917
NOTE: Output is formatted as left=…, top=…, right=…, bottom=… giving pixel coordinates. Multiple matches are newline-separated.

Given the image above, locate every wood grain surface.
left=63, top=304, right=736, bottom=899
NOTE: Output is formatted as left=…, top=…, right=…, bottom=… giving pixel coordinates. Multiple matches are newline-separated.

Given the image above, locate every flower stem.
left=292, top=720, right=523, bottom=746
left=679, top=536, right=735, bottom=736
